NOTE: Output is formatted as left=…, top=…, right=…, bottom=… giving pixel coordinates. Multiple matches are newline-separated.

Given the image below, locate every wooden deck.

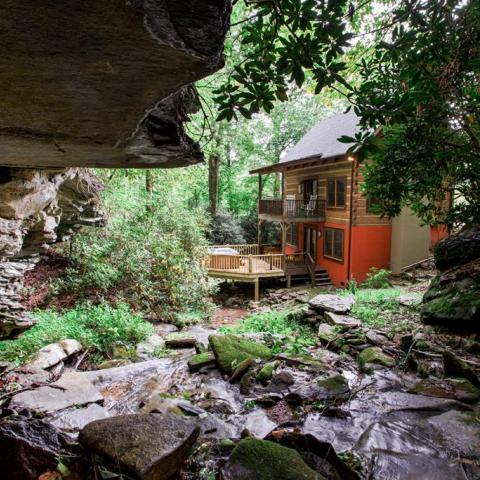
left=206, top=245, right=315, bottom=300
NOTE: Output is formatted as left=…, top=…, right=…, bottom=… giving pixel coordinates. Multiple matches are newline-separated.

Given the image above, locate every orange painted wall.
left=430, top=225, right=449, bottom=249
left=349, top=225, right=392, bottom=284
left=320, top=222, right=350, bottom=287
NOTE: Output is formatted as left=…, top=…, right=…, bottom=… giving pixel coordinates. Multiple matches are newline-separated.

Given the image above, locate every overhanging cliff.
left=0, top=0, right=231, bottom=168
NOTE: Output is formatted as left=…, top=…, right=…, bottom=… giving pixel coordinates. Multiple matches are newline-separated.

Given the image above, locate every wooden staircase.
left=314, top=267, right=332, bottom=287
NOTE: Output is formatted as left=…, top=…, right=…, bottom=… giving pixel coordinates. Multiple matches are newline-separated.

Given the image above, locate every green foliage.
left=0, top=302, right=153, bottom=364
left=216, top=0, right=480, bottom=227
left=56, top=172, right=216, bottom=320
left=363, top=268, right=392, bottom=289
left=220, top=309, right=316, bottom=354
left=208, top=210, right=246, bottom=245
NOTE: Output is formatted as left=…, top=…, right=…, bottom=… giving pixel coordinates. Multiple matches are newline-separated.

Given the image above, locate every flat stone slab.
left=29, top=339, right=82, bottom=369
left=309, top=294, right=355, bottom=314
left=79, top=413, right=199, bottom=480
left=10, top=372, right=103, bottom=413
left=324, top=311, right=361, bottom=329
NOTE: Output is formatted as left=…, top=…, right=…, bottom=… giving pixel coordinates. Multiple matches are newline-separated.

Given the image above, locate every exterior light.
left=347, top=155, right=355, bottom=162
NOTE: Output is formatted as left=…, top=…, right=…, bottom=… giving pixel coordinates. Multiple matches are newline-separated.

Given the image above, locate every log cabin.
left=206, top=110, right=449, bottom=298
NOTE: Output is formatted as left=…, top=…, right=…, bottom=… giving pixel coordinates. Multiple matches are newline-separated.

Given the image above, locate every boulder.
left=433, top=229, right=480, bottom=271
left=9, top=372, right=103, bottom=413
left=209, top=334, right=271, bottom=374
left=365, top=330, right=389, bottom=346
left=357, top=347, right=395, bottom=369
left=79, top=413, right=199, bottom=480
left=50, top=404, right=110, bottom=435
left=257, top=361, right=280, bottom=383
left=323, top=311, right=361, bottom=329
left=422, top=258, right=480, bottom=328
left=136, top=334, right=165, bottom=359
left=222, top=437, right=322, bottom=480
left=309, top=294, right=355, bottom=314
left=0, top=417, right=78, bottom=480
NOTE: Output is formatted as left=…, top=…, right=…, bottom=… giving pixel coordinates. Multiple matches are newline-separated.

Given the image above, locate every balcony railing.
left=259, top=198, right=326, bottom=218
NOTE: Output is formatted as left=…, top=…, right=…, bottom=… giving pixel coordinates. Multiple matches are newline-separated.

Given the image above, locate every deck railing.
left=206, top=252, right=285, bottom=274
left=207, top=245, right=311, bottom=277
left=259, top=198, right=326, bottom=218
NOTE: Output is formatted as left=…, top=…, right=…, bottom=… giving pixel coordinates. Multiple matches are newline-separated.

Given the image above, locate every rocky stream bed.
left=1, top=291, right=479, bottom=480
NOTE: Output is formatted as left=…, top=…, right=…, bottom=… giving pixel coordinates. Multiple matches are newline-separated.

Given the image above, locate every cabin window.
left=327, top=177, right=346, bottom=208
left=367, top=196, right=381, bottom=213
left=286, top=225, right=298, bottom=246
left=324, top=228, right=344, bottom=261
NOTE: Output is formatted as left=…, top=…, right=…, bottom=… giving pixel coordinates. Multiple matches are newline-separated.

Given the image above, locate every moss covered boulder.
left=422, top=258, right=480, bottom=329
left=208, top=335, right=271, bottom=374
left=257, top=361, right=280, bottom=383
left=357, top=347, right=395, bottom=369
left=222, top=438, right=323, bottom=480
left=408, top=377, right=480, bottom=403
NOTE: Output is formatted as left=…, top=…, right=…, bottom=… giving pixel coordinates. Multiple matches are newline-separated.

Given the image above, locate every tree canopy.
left=215, top=0, right=480, bottom=228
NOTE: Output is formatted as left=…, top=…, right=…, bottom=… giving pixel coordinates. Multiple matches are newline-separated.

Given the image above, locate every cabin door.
left=304, top=226, right=317, bottom=261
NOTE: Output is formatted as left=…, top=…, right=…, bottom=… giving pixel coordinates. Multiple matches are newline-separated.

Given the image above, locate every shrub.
left=363, top=268, right=392, bottom=289
left=0, top=302, right=153, bottom=364
left=55, top=174, right=216, bottom=320
left=207, top=210, right=246, bottom=245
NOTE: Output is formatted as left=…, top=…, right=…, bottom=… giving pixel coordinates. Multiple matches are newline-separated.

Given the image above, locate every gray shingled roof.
left=281, top=110, right=360, bottom=163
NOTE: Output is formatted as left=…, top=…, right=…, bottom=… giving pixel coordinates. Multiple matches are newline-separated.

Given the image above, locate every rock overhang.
left=0, top=0, right=231, bottom=169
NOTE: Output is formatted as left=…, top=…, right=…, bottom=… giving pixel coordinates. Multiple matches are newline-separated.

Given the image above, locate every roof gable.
left=280, top=110, right=360, bottom=163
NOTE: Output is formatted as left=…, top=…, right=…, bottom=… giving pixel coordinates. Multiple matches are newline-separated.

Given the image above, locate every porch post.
left=258, top=173, right=262, bottom=204
left=281, top=221, right=287, bottom=254
left=254, top=278, right=260, bottom=302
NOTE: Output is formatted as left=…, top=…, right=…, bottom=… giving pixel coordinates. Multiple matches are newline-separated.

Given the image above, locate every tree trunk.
left=208, top=155, right=220, bottom=216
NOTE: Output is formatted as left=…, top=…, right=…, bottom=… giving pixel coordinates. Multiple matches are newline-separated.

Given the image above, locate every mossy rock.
left=317, top=374, right=350, bottom=396
left=222, top=438, right=323, bottom=480
left=357, top=347, right=395, bottom=369
left=257, top=361, right=280, bottom=383
left=409, top=377, right=480, bottom=403
left=209, top=335, right=272, bottom=374
left=187, top=352, right=216, bottom=372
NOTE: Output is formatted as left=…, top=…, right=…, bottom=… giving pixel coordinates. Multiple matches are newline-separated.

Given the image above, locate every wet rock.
left=29, top=339, right=82, bottom=370
left=286, top=374, right=349, bottom=405
left=365, top=330, right=389, bottom=346
left=10, top=372, right=103, bottom=413
left=4, top=365, right=52, bottom=388
left=408, top=377, right=480, bottom=403
left=357, top=347, right=395, bottom=369
left=0, top=417, right=78, bottom=480
left=354, top=421, right=469, bottom=480
left=442, top=351, right=480, bottom=389
left=242, top=409, right=278, bottom=438
left=240, top=369, right=258, bottom=395
left=79, top=413, right=199, bottom=480
left=136, top=334, right=165, bottom=359
left=266, top=371, right=296, bottom=393
left=155, top=323, right=179, bottom=336
left=257, top=361, right=280, bottom=383
left=97, top=359, right=131, bottom=370
left=230, top=358, right=254, bottom=383
left=222, top=437, right=322, bottom=480
left=188, top=351, right=216, bottom=372
left=309, top=294, right=355, bottom=314
left=165, top=333, right=197, bottom=348
left=209, top=334, right=271, bottom=374
left=50, top=404, right=110, bottom=435
left=318, top=323, right=338, bottom=344
left=324, top=311, right=361, bottom=329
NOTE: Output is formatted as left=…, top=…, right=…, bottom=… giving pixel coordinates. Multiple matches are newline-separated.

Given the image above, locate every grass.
left=338, top=287, right=421, bottom=330
left=0, top=301, right=154, bottom=365
left=220, top=308, right=316, bottom=354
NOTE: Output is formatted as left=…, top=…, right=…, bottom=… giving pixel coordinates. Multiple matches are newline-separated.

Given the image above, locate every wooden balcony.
left=259, top=198, right=326, bottom=220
